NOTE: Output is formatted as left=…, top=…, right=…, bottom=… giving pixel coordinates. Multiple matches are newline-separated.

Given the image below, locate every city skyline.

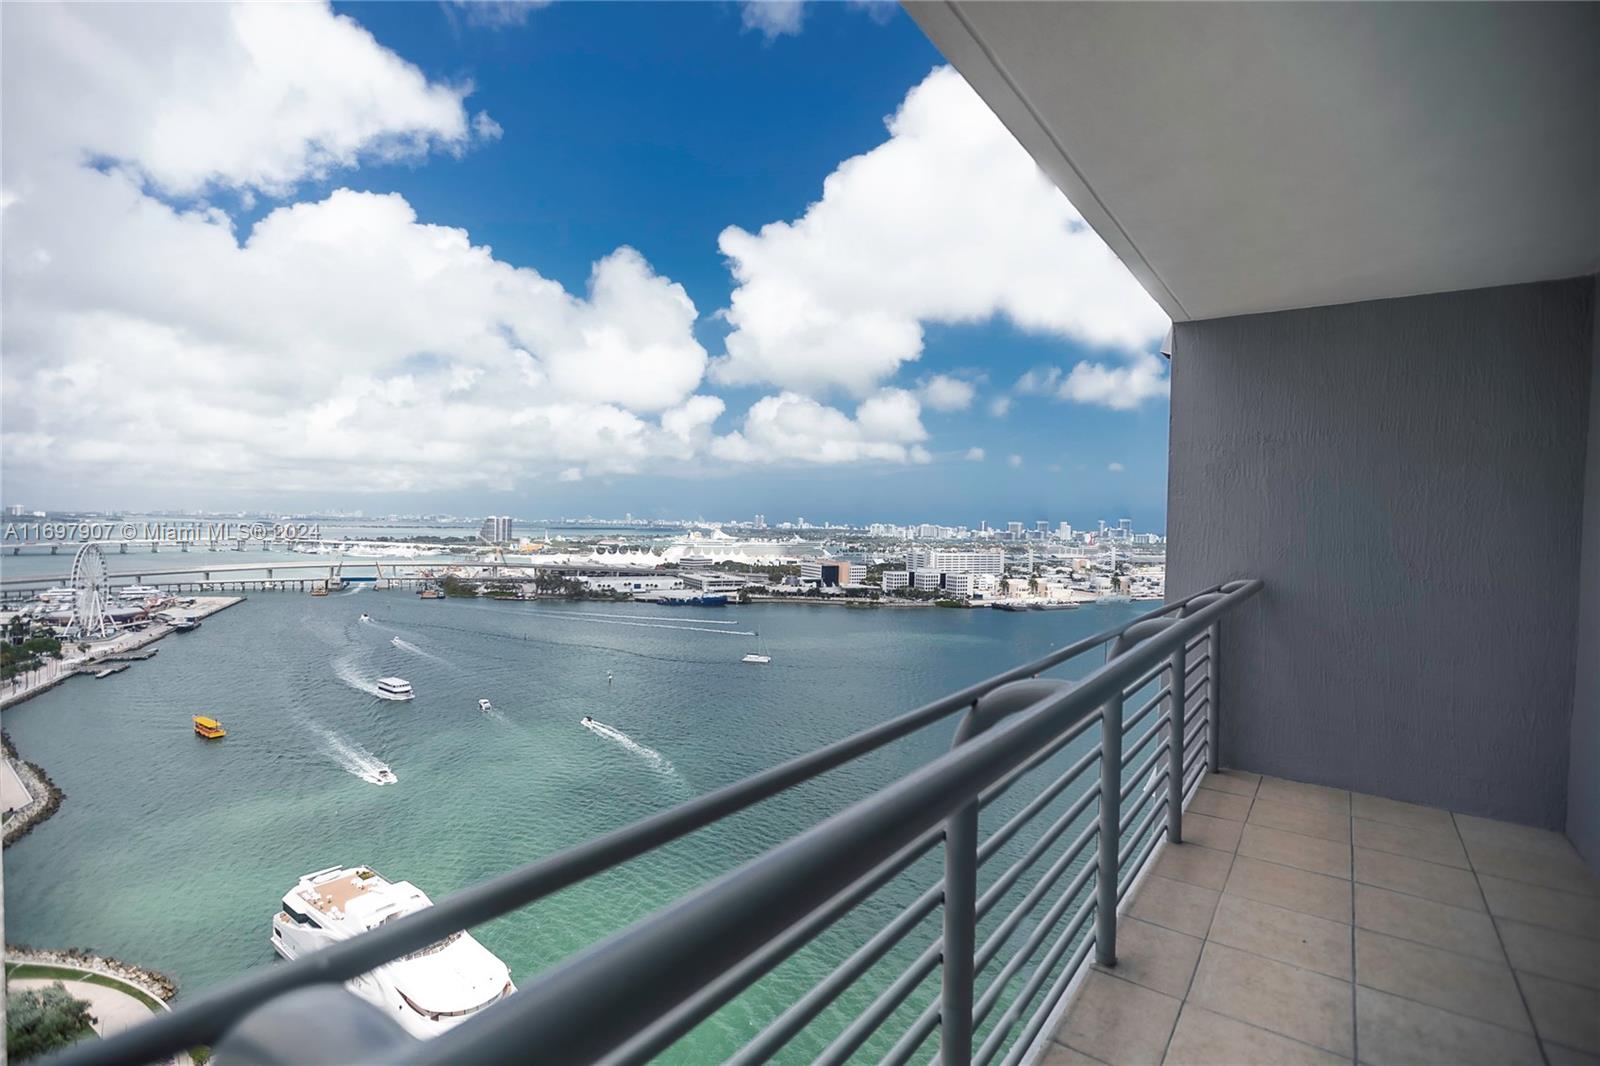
left=0, top=1, right=1171, bottom=528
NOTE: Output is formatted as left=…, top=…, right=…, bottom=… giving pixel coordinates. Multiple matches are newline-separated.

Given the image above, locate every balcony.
left=41, top=4, right=1600, bottom=1064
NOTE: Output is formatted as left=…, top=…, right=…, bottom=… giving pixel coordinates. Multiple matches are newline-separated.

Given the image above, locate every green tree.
left=7, top=982, right=97, bottom=1061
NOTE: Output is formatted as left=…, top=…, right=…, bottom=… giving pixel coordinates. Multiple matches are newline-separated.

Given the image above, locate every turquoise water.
left=2, top=591, right=1148, bottom=1061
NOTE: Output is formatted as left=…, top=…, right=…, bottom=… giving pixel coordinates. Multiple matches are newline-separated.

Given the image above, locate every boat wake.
left=389, top=636, right=446, bottom=663
left=519, top=609, right=752, bottom=637
left=581, top=717, right=673, bottom=773
left=333, top=657, right=381, bottom=697
left=311, top=724, right=396, bottom=785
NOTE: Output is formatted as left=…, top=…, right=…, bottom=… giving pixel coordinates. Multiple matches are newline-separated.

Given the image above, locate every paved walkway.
left=9, top=978, right=156, bottom=1040
left=1044, top=770, right=1600, bottom=1065
left=0, top=756, right=32, bottom=810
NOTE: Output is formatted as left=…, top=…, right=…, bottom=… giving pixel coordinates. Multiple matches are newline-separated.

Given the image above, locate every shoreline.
left=2, top=729, right=64, bottom=847
left=4, top=946, right=178, bottom=1004
left=0, top=595, right=246, bottom=711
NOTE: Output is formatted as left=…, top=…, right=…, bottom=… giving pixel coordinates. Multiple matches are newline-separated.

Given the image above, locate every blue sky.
left=0, top=1, right=1171, bottom=530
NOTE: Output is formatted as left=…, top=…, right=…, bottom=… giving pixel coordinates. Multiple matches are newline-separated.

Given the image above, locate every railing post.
left=941, top=796, right=977, bottom=1066
left=1095, top=694, right=1123, bottom=966
left=1206, top=622, right=1221, bottom=774
left=1167, top=639, right=1186, bottom=843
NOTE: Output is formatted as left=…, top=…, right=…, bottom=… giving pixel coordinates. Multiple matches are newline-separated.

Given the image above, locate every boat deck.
left=299, top=870, right=381, bottom=917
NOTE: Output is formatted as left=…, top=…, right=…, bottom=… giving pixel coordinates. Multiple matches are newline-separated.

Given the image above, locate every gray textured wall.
left=1569, top=275, right=1600, bottom=864
left=1168, top=277, right=1595, bottom=829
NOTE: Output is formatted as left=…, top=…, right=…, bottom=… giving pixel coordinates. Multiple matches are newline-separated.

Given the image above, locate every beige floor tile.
left=1128, top=874, right=1221, bottom=939
left=1464, top=839, right=1600, bottom=898
left=1094, top=916, right=1204, bottom=999
left=1183, top=813, right=1244, bottom=853
left=1247, top=797, right=1352, bottom=844
left=1187, top=941, right=1353, bottom=1055
left=1207, top=894, right=1351, bottom=979
left=1151, top=842, right=1235, bottom=892
left=1223, top=855, right=1351, bottom=924
left=1256, top=777, right=1350, bottom=815
left=1198, top=770, right=1258, bottom=798
left=1350, top=792, right=1454, bottom=832
left=1353, top=817, right=1469, bottom=870
left=1478, top=874, right=1600, bottom=938
left=1455, top=813, right=1585, bottom=861
left=1039, top=1042, right=1112, bottom=1066
left=1519, top=972, right=1600, bottom=1054
left=1188, top=787, right=1252, bottom=822
left=1354, top=927, right=1530, bottom=1033
left=1354, top=883, right=1504, bottom=962
left=1544, top=1041, right=1600, bottom=1065
left=1164, top=1004, right=1346, bottom=1066
left=1497, top=919, right=1600, bottom=989
left=1355, top=984, right=1542, bottom=1066
left=1055, top=969, right=1181, bottom=1066
left=1238, top=823, right=1351, bottom=879
left=1354, top=847, right=1484, bottom=911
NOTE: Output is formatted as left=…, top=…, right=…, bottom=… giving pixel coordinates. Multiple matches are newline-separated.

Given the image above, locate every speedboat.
left=478, top=698, right=492, bottom=711
left=376, top=677, right=414, bottom=701
left=372, top=768, right=398, bottom=785
left=741, top=653, right=772, bottom=664
left=360, top=613, right=371, bottom=622
left=581, top=715, right=594, bottom=726
left=271, top=866, right=513, bottom=1038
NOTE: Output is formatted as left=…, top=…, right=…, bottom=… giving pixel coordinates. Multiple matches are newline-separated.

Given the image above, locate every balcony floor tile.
left=1043, top=770, right=1600, bottom=1065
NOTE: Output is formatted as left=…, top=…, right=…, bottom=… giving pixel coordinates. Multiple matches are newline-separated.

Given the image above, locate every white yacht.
left=376, top=677, right=414, bottom=701
left=741, top=653, right=771, bottom=664
left=477, top=698, right=492, bottom=711
left=271, top=866, right=514, bottom=1038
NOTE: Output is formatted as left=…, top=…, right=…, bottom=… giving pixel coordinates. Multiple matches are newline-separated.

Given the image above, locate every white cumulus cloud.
left=711, top=390, right=931, bottom=465
left=919, top=374, right=976, bottom=412
left=741, top=0, right=806, bottom=39
left=1012, top=353, right=1169, bottom=410
left=1008, top=454, right=1023, bottom=468
left=965, top=447, right=986, bottom=462
left=0, top=3, right=729, bottom=497
left=711, top=65, right=1168, bottom=398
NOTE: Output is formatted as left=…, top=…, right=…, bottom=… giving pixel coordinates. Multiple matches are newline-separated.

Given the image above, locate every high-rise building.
left=1006, top=521, right=1024, bottom=537
left=1057, top=522, right=1074, bottom=540
left=1035, top=520, right=1049, bottom=533
left=908, top=548, right=1005, bottom=576
left=754, top=514, right=766, bottom=529
left=478, top=515, right=513, bottom=544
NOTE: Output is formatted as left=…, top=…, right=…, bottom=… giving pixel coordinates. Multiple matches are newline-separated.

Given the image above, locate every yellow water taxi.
left=193, top=715, right=226, bottom=739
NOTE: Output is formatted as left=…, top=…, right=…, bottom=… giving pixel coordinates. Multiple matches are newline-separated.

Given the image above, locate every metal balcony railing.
left=50, top=579, right=1261, bottom=1066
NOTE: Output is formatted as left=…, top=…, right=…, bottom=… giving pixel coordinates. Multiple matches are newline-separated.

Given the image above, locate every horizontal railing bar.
left=1118, top=798, right=1169, bottom=871
left=1118, top=769, right=1165, bottom=836
left=736, top=731, right=1099, bottom=1066
left=1184, top=690, right=1208, bottom=723
left=976, top=819, right=1099, bottom=971
left=68, top=581, right=1259, bottom=1066
left=813, top=937, right=941, bottom=1066
left=972, top=851, right=1099, bottom=1028
left=1184, top=675, right=1208, bottom=704
left=979, top=754, right=1101, bottom=892
left=1183, top=735, right=1208, bottom=775
left=983, top=895, right=1098, bottom=1066
left=1184, top=654, right=1210, bottom=682
left=1184, top=714, right=1207, bottom=752
left=1184, top=633, right=1208, bottom=654
left=879, top=994, right=941, bottom=1066
left=981, top=711, right=1102, bottom=816
left=619, top=822, right=943, bottom=1065
left=1120, top=741, right=1169, bottom=804
left=1121, top=659, right=1166, bottom=699
left=1121, top=684, right=1170, bottom=738
left=1121, top=716, right=1166, bottom=772
left=1117, top=824, right=1168, bottom=908
left=1183, top=748, right=1208, bottom=794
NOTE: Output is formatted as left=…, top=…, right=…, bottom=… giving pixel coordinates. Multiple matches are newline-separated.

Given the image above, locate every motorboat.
left=376, top=677, right=414, bottom=701
left=271, top=866, right=513, bottom=1038
left=478, top=698, right=492, bottom=711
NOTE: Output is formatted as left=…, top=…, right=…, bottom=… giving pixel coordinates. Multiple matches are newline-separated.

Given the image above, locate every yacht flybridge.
left=376, top=677, right=414, bottom=701
left=271, top=866, right=514, bottom=1038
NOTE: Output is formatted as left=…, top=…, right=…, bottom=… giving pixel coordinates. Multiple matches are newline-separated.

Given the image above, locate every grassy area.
left=4, top=963, right=164, bottom=1012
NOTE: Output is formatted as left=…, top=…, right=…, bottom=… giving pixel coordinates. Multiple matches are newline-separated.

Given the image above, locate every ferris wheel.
left=67, top=542, right=115, bottom=640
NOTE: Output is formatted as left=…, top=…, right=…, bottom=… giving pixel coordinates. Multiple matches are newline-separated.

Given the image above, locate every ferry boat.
left=271, top=866, right=514, bottom=1038
left=193, top=715, right=226, bottom=739
left=376, top=677, right=414, bottom=701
